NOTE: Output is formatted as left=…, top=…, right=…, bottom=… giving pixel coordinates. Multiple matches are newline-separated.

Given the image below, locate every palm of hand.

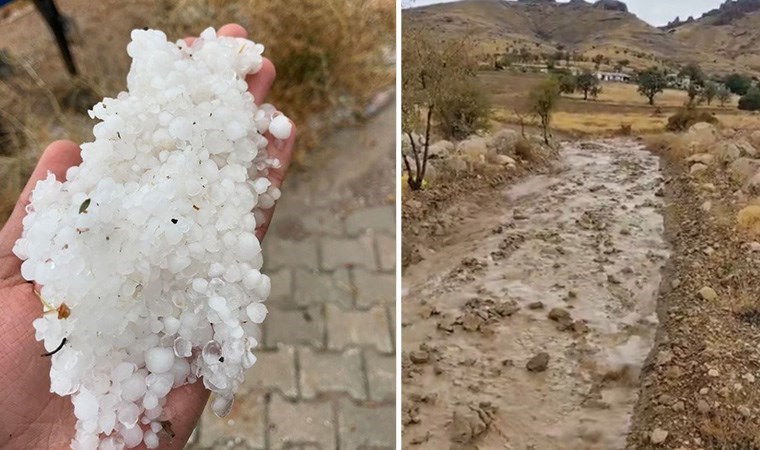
left=0, top=23, right=294, bottom=450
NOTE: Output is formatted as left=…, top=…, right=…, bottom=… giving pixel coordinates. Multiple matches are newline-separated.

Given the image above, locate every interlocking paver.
left=244, top=346, right=298, bottom=398
left=292, top=267, right=353, bottom=307
left=192, top=98, right=395, bottom=450
left=337, top=399, right=395, bottom=450
left=268, top=394, right=335, bottom=450
left=320, top=236, right=376, bottom=270
left=375, top=234, right=396, bottom=272
left=325, top=304, right=393, bottom=353
left=353, top=269, right=394, bottom=307
left=346, top=206, right=395, bottom=235
left=365, top=350, right=395, bottom=403
left=299, top=347, right=365, bottom=400
left=264, top=306, right=324, bottom=349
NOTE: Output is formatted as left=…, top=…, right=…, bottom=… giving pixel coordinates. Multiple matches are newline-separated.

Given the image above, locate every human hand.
left=0, top=23, right=295, bottom=450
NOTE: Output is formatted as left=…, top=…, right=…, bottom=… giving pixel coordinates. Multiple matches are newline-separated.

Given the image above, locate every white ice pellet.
left=13, top=27, right=285, bottom=450
left=268, top=114, right=293, bottom=140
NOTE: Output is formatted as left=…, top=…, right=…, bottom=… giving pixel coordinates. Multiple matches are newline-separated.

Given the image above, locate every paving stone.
left=301, top=209, right=346, bottom=236
left=293, top=267, right=352, bottom=307
left=326, top=304, right=393, bottom=353
left=352, top=269, right=394, bottom=307
left=337, top=398, right=395, bottom=450
left=345, top=206, right=395, bottom=235
left=320, top=236, right=376, bottom=270
left=244, top=346, right=298, bottom=398
left=299, top=347, right=365, bottom=401
left=264, top=306, right=324, bottom=349
left=269, top=268, right=293, bottom=303
left=365, top=350, right=395, bottom=403
left=374, top=234, right=395, bottom=272
left=198, top=393, right=266, bottom=449
left=264, top=238, right=319, bottom=270
left=268, top=394, right=335, bottom=450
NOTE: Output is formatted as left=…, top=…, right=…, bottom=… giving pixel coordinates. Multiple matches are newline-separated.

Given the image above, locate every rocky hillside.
left=664, top=0, right=760, bottom=73
left=404, top=0, right=759, bottom=76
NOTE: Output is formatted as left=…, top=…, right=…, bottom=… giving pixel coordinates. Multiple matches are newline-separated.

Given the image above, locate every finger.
left=255, top=122, right=296, bottom=241
left=217, top=23, right=247, bottom=38
left=247, top=58, right=276, bottom=106
left=216, top=23, right=275, bottom=105
left=0, top=140, right=81, bottom=261
left=159, top=380, right=210, bottom=449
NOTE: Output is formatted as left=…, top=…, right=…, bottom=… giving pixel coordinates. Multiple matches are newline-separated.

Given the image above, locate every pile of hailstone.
left=13, top=27, right=292, bottom=450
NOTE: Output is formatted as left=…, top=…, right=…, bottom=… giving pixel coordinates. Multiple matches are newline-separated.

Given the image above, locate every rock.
left=528, top=301, right=544, bottom=310
left=548, top=307, right=571, bottom=322
left=750, top=130, right=760, bottom=149
left=489, top=129, right=520, bottom=155
left=457, top=136, right=490, bottom=159
left=489, top=154, right=517, bottom=166
left=699, top=286, right=717, bottom=301
left=697, top=399, right=711, bottom=414
left=650, top=428, right=668, bottom=444
left=594, top=0, right=628, bottom=12
left=450, top=403, right=497, bottom=444
left=736, top=139, right=758, bottom=158
left=689, top=163, right=708, bottom=175
left=729, top=158, right=760, bottom=184
left=715, top=142, right=741, bottom=163
left=526, top=352, right=550, bottom=372
left=427, top=140, right=455, bottom=158
left=744, top=373, right=756, bottom=383
left=409, top=350, right=430, bottom=364
left=749, top=242, right=760, bottom=253
left=686, top=153, right=714, bottom=165
left=461, top=313, right=484, bottom=331
left=739, top=405, right=752, bottom=417
left=708, top=368, right=719, bottom=377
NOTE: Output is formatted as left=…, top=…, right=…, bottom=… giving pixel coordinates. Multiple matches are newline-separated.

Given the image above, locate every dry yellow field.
left=482, top=71, right=760, bottom=136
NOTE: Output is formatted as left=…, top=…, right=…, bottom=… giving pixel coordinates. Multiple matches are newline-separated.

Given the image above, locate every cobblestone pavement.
left=187, top=99, right=396, bottom=450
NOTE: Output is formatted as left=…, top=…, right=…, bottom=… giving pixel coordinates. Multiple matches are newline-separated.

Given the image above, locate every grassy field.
left=481, top=71, right=760, bottom=136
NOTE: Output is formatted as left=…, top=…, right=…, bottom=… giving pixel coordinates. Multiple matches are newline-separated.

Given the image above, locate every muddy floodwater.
left=403, top=139, right=670, bottom=449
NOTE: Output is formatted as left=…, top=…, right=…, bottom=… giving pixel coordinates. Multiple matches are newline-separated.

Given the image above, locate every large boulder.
left=749, top=130, right=760, bottom=149
left=686, top=153, right=714, bottom=165
left=427, top=140, right=455, bottom=159
left=488, top=129, right=521, bottom=156
left=457, top=136, right=490, bottom=159
left=736, top=139, right=758, bottom=158
left=729, top=158, right=760, bottom=185
left=714, top=142, right=741, bottom=164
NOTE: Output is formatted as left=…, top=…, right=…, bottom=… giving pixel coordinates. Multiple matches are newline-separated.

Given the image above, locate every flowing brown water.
left=403, top=139, right=669, bottom=449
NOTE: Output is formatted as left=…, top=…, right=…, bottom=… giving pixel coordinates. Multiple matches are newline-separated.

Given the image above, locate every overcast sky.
left=405, top=0, right=727, bottom=27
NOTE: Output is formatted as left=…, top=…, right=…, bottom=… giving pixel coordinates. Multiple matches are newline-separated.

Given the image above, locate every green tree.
left=738, top=87, right=760, bottom=111
left=724, top=73, right=753, bottom=96
left=679, top=63, right=705, bottom=87
left=592, top=54, right=605, bottom=70
left=557, top=73, right=577, bottom=95
left=576, top=71, right=600, bottom=100
left=402, top=31, right=481, bottom=190
left=701, top=81, right=719, bottom=106
left=589, top=84, right=602, bottom=100
left=717, top=85, right=731, bottom=107
left=637, top=67, right=667, bottom=105
left=528, top=78, right=561, bottom=145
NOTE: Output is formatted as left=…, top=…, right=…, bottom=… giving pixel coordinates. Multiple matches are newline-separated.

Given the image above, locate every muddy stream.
left=403, top=139, right=670, bottom=449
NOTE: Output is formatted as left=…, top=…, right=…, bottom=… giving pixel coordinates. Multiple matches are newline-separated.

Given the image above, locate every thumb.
left=0, top=140, right=82, bottom=270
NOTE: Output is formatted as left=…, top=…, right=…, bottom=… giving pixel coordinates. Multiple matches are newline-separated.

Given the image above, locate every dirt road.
left=402, top=139, right=669, bottom=449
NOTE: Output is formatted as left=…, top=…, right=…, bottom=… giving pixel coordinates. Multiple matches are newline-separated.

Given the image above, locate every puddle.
left=403, top=139, right=670, bottom=449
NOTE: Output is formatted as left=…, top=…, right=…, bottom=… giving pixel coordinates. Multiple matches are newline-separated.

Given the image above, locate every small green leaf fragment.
left=79, top=198, right=91, bottom=214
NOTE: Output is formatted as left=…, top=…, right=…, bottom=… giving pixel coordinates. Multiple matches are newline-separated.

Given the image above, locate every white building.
left=596, top=71, right=632, bottom=83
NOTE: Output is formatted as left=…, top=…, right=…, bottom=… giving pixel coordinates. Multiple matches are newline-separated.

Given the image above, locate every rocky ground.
left=402, top=123, right=760, bottom=449
left=626, top=125, right=760, bottom=449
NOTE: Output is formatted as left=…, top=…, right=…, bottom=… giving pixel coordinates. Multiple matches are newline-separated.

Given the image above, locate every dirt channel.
left=402, top=139, right=670, bottom=449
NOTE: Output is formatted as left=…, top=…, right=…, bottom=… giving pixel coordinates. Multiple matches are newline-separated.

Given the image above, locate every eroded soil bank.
left=403, top=139, right=669, bottom=449
left=626, top=143, right=760, bottom=450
